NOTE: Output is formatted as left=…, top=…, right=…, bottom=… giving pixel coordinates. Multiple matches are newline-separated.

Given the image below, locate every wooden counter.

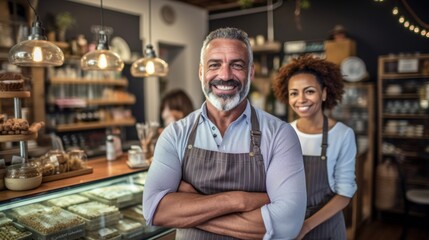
left=0, top=155, right=148, bottom=203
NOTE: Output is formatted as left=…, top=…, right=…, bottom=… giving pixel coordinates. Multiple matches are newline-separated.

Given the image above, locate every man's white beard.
left=202, top=77, right=251, bottom=112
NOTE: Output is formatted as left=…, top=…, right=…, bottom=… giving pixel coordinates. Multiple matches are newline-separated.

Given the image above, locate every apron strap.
left=321, top=115, right=328, bottom=160
left=184, top=106, right=262, bottom=158
left=249, top=106, right=262, bottom=157
left=183, top=114, right=201, bottom=161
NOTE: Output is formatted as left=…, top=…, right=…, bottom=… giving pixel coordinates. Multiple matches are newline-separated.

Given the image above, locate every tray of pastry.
left=86, top=226, right=122, bottom=240
left=132, top=171, right=148, bottom=186
left=80, top=184, right=144, bottom=208
left=67, top=201, right=121, bottom=231
left=0, top=121, right=44, bottom=142
left=44, top=194, right=90, bottom=208
left=115, top=217, right=145, bottom=240
left=121, top=205, right=160, bottom=233
left=7, top=203, right=51, bottom=220
left=9, top=206, right=86, bottom=240
left=0, top=212, right=32, bottom=240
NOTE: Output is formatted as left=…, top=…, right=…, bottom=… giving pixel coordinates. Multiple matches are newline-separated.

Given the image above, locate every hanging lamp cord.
left=148, top=0, right=152, bottom=44
left=100, top=0, right=104, bottom=31
left=26, top=0, right=40, bottom=23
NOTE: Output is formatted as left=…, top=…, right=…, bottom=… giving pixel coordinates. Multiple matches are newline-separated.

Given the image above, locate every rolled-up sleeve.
left=261, top=122, right=307, bottom=239
left=142, top=126, right=182, bottom=225
left=333, top=128, right=357, bottom=198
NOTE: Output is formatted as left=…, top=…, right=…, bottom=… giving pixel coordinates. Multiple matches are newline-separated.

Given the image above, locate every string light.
left=389, top=1, right=429, bottom=39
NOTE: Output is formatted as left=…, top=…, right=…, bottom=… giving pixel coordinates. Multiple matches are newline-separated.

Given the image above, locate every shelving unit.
left=0, top=91, right=43, bottom=160
left=249, top=42, right=288, bottom=119
left=45, top=58, right=138, bottom=154
left=376, top=54, right=429, bottom=215
left=328, top=82, right=375, bottom=240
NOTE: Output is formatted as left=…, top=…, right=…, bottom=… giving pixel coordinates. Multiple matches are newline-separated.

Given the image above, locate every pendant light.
left=80, top=0, right=124, bottom=71
left=131, top=0, right=168, bottom=77
left=9, top=0, right=64, bottom=66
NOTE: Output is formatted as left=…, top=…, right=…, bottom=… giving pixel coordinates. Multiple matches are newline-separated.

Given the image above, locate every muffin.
left=0, top=72, right=24, bottom=91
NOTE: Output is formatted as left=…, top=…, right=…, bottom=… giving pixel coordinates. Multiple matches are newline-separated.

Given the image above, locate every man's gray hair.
left=200, top=27, right=253, bottom=67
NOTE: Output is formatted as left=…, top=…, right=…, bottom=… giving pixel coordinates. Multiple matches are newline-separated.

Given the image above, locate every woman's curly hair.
left=272, top=55, right=344, bottom=110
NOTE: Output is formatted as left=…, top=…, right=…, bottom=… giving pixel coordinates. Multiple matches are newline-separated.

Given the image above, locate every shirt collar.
left=199, top=100, right=251, bottom=125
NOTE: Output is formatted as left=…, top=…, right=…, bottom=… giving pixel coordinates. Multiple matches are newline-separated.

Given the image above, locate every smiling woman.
left=273, top=54, right=357, bottom=240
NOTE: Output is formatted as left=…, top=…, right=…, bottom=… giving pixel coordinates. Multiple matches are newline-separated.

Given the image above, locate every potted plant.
left=55, top=12, right=76, bottom=42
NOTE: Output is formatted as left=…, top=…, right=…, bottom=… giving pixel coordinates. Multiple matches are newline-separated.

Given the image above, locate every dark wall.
left=209, top=0, right=429, bottom=80
left=36, top=0, right=144, bottom=141
left=37, top=0, right=142, bottom=53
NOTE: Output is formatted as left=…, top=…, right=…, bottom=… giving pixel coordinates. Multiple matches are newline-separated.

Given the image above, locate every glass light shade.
left=9, top=19, right=64, bottom=67
left=81, top=49, right=124, bottom=71
left=8, top=39, right=64, bottom=67
left=131, top=57, right=169, bottom=77
left=131, top=44, right=169, bottom=77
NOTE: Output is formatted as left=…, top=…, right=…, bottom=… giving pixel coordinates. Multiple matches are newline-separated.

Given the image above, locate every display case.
left=0, top=156, right=175, bottom=240
left=376, top=54, right=429, bottom=215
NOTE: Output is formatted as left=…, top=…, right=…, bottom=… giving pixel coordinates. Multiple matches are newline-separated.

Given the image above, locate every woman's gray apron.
left=303, top=115, right=346, bottom=240
left=176, top=107, right=266, bottom=240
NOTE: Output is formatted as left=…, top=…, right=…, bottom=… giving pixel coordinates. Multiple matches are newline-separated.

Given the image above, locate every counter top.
left=0, top=155, right=148, bottom=203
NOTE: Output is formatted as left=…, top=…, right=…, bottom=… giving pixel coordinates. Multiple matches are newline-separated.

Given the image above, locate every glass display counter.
left=0, top=156, right=175, bottom=240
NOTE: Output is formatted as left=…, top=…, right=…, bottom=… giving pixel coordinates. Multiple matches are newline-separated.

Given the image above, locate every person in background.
left=143, top=27, right=306, bottom=239
left=272, top=54, right=357, bottom=239
left=160, top=89, right=194, bottom=127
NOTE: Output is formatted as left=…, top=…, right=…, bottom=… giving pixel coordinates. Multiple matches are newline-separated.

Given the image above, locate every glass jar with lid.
left=67, top=149, right=88, bottom=171
left=4, top=163, right=42, bottom=191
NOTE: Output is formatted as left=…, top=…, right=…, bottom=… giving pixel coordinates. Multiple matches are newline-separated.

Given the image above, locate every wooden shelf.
left=0, top=155, right=146, bottom=204
left=0, top=131, right=37, bottom=142
left=86, top=97, right=136, bottom=106
left=0, top=91, right=30, bottom=98
left=252, top=41, right=281, bottom=53
left=55, top=118, right=136, bottom=132
left=382, top=134, right=429, bottom=140
left=0, top=122, right=44, bottom=142
left=382, top=113, right=429, bottom=119
left=49, top=77, right=128, bottom=87
left=382, top=93, right=419, bottom=99
left=380, top=73, right=429, bottom=79
left=49, top=97, right=136, bottom=107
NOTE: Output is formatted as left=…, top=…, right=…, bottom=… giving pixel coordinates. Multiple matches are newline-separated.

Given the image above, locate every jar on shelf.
left=67, top=149, right=87, bottom=171
left=4, top=163, right=42, bottom=191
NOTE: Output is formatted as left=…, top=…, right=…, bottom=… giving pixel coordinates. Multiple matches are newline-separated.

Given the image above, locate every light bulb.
left=98, top=54, right=108, bottom=69
left=146, top=61, right=155, bottom=75
left=33, top=46, right=43, bottom=62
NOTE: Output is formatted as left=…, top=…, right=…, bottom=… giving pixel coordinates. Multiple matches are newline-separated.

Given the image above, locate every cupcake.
left=0, top=72, right=24, bottom=91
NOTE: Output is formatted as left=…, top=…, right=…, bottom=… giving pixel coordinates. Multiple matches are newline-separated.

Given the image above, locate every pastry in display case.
left=7, top=204, right=86, bottom=239
left=0, top=212, right=32, bottom=240
left=45, top=194, right=90, bottom=208
left=0, top=164, right=174, bottom=239
left=86, top=226, right=121, bottom=240
left=115, top=217, right=145, bottom=239
left=67, top=201, right=121, bottom=231
left=80, top=183, right=144, bottom=208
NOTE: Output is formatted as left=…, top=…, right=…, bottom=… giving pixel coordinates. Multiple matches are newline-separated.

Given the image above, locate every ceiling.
left=174, top=0, right=269, bottom=13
